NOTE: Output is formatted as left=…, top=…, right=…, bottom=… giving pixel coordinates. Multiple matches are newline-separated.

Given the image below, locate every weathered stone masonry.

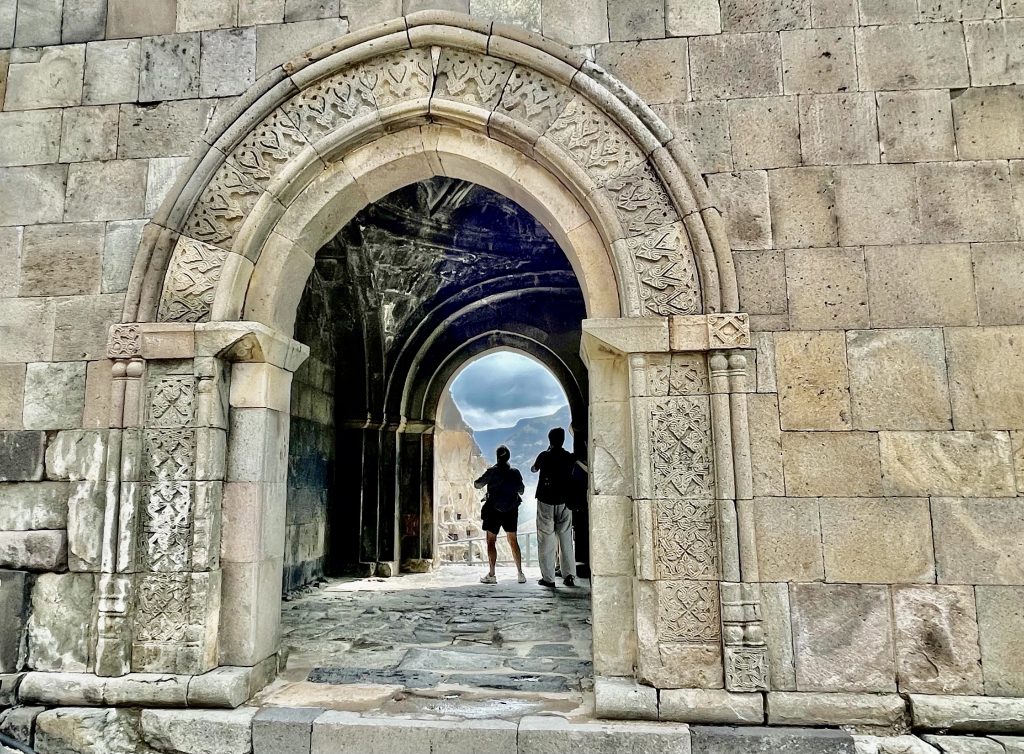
left=0, top=0, right=1023, bottom=747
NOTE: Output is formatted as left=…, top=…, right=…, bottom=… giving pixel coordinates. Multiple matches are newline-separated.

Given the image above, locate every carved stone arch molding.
left=80, top=11, right=765, bottom=717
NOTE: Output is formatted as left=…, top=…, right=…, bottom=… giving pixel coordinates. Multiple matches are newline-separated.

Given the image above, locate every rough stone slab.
left=879, top=431, right=1015, bottom=497
left=946, top=327, right=1024, bottom=430
left=769, top=167, right=839, bottom=248
left=83, top=40, right=141, bottom=105
left=0, top=531, right=67, bottom=571
left=781, top=28, right=857, bottom=95
left=519, top=715, right=690, bottom=754
left=689, top=32, right=783, bottom=99
left=0, top=165, right=68, bottom=226
left=836, top=164, right=921, bottom=246
left=106, top=0, right=176, bottom=37
left=595, top=39, right=689, bottom=107
left=774, top=331, right=850, bottom=430
left=857, top=23, right=969, bottom=91
left=728, top=96, right=799, bottom=170
left=0, top=431, right=46, bottom=482
left=255, top=18, right=349, bottom=76
left=893, top=585, right=984, bottom=695
left=35, top=707, right=158, bottom=754
left=0, top=571, right=28, bottom=673
left=932, top=498, right=1024, bottom=585
left=661, top=689, right=763, bottom=724
left=922, top=736, right=1004, bottom=754
left=782, top=432, right=882, bottom=497
left=791, top=583, right=896, bottom=693
left=254, top=706, right=322, bottom=754
left=0, top=705, right=44, bottom=745
left=187, top=666, right=252, bottom=708
left=62, top=0, right=108, bottom=43
left=20, top=222, right=104, bottom=297
left=917, top=161, right=1015, bottom=244
left=0, top=227, right=20, bottom=300
left=140, top=33, right=201, bottom=101
left=13, top=0, right=63, bottom=46
left=964, top=19, right=1024, bottom=87
left=0, top=363, right=23, bottom=429
left=720, top=0, right=809, bottom=31
left=666, top=0, right=720, bottom=36
left=60, top=106, right=119, bottom=162
left=753, top=497, right=823, bottom=581
left=201, top=28, right=257, bottom=98
left=761, top=583, right=796, bottom=691
left=976, top=586, right=1024, bottom=696
left=141, top=708, right=257, bottom=754
left=854, top=735, right=941, bottom=753
left=4, top=46, right=86, bottom=111
left=767, top=692, right=906, bottom=728
left=847, top=328, right=951, bottom=431
left=911, top=694, right=1024, bottom=733
left=865, top=245, right=978, bottom=327
left=953, top=86, right=1024, bottom=160
left=118, top=101, right=213, bottom=159
left=799, top=92, right=879, bottom=165
left=878, top=90, right=957, bottom=162
left=44, top=429, right=106, bottom=482
left=312, top=711, right=518, bottom=754
left=691, top=726, right=855, bottom=754
left=785, top=248, right=868, bottom=330
left=0, top=110, right=62, bottom=168
left=593, top=676, right=658, bottom=720
left=64, top=160, right=148, bottom=222
left=23, top=362, right=87, bottom=431
left=27, top=573, right=97, bottom=672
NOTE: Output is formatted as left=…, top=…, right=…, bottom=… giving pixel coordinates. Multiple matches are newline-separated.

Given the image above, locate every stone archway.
left=91, top=11, right=763, bottom=719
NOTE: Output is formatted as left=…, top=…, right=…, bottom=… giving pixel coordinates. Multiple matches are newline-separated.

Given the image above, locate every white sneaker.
left=517, top=572, right=527, bottom=583
left=480, top=574, right=497, bottom=584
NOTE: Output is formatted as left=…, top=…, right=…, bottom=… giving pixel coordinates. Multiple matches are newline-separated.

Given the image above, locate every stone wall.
left=0, top=0, right=1021, bottom=714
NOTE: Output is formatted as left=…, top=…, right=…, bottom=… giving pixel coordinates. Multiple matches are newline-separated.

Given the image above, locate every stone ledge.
left=661, top=688, right=764, bottom=725
left=691, top=725, right=856, bottom=754
left=766, top=691, right=908, bottom=730
left=909, top=694, right=1024, bottom=734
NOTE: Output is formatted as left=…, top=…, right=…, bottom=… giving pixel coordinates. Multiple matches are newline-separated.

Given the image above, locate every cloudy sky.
left=449, top=351, right=567, bottom=430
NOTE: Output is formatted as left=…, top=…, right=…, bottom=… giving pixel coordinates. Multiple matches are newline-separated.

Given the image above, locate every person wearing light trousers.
left=531, top=427, right=577, bottom=588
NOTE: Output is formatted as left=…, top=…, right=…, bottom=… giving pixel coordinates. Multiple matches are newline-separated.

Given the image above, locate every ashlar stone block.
left=64, top=160, right=148, bottom=222
left=608, top=0, right=664, bottom=41
left=856, top=23, right=970, bottom=91
left=0, top=110, right=62, bottom=168
left=785, top=248, right=868, bottom=330
left=35, top=707, right=155, bottom=754
left=177, top=0, right=238, bottom=31
left=917, top=161, right=1015, bottom=244
left=20, top=222, right=104, bottom=297
left=781, top=28, right=857, bottom=94
left=62, top=0, right=109, bottom=44
left=920, top=0, right=1001, bottom=20
left=52, top=294, right=124, bottom=361
left=964, top=19, right=1024, bottom=86
left=0, top=482, right=68, bottom=530
left=140, top=33, right=201, bottom=101
left=60, top=106, right=119, bottom=163
left=118, top=101, right=214, bottom=159
left=27, top=573, right=97, bottom=671
left=782, top=431, right=882, bottom=497
left=878, top=90, right=956, bottom=162
left=13, top=0, right=63, bottom=46
left=0, top=364, right=25, bottom=429
left=973, top=243, right=1024, bottom=325
left=542, top=0, right=607, bottom=43
left=0, top=531, right=67, bottom=571
left=665, top=101, right=733, bottom=173
left=106, top=0, right=176, bottom=37
left=0, top=226, right=19, bottom=299
left=893, top=585, right=983, bottom=695
left=811, top=0, right=856, bottom=26
left=761, top=583, right=796, bottom=690
left=4, top=45, right=86, bottom=111
left=769, top=167, right=838, bottom=248
left=666, top=0, right=721, bottom=36
left=595, top=39, right=689, bottom=106
left=470, top=0, right=541, bottom=32
left=753, top=497, right=824, bottom=582
left=103, top=220, right=146, bottom=294
left=0, top=1, right=13, bottom=47
left=0, top=300, right=54, bottom=364
left=835, top=164, right=921, bottom=246
left=707, top=170, right=772, bottom=250
left=735, top=249, right=787, bottom=315
left=858, top=0, right=918, bottom=23
left=976, top=586, right=1024, bottom=696
left=0, top=431, right=46, bottom=482
left=690, top=32, right=783, bottom=100
left=775, top=331, right=851, bottom=431
left=146, top=157, right=191, bottom=216
left=791, top=583, right=896, bottom=693
left=747, top=394, right=784, bottom=496
left=141, top=708, right=257, bottom=754
left=953, top=86, right=1024, bottom=160
left=946, top=326, right=1024, bottom=430
left=847, top=328, right=951, bottom=431
left=200, top=28, right=257, bottom=98
left=83, top=40, right=141, bottom=105
left=865, top=244, right=977, bottom=327
left=720, top=0, right=809, bottom=31
left=24, top=362, right=87, bottom=430
left=728, top=96, right=799, bottom=170
left=879, top=431, right=1015, bottom=497
left=932, top=497, right=1024, bottom=585
left=255, top=18, right=349, bottom=75
left=799, top=93, right=879, bottom=165
left=819, top=497, right=935, bottom=584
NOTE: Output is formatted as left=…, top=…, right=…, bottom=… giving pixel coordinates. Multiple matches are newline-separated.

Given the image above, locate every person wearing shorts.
left=474, top=445, right=526, bottom=584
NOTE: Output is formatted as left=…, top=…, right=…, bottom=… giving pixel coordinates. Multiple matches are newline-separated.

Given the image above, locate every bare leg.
left=486, top=531, right=498, bottom=576
left=506, top=532, right=523, bottom=575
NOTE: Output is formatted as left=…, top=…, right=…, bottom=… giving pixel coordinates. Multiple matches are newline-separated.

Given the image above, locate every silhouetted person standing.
left=532, top=427, right=577, bottom=588
left=475, top=445, right=526, bottom=584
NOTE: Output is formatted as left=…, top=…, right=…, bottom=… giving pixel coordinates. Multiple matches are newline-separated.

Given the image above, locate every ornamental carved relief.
left=142, top=482, right=193, bottom=573
left=626, top=224, right=701, bottom=317
left=281, top=71, right=376, bottom=143
left=670, top=354, right=709, bottom=395
left=435, top=50, right=514, bottom=109
left=658, top=580, right=721, bottom=644
left=605, top=163, right=678, bottom=236
left=649, top=396, right=714, bottom=499
left=134, top=573, right=190, bottom=643
left=231, top=109, right=311, bottom=188
left=146, top=367, right=197, bottom=429
left=544, top=96, right=645, bottom=185
left=359, top=48, right=433, bottom=108
left=655, top=499, right=718, bottom=580
left=144, top=428, right=196, bottom=481
left=107, top=324, right=141, bottom=358
left=725, top=647, right=769, bottom=693
left=157, top=238, right=228, bottom=324
left=185, top=161, right=263, bottom=250
left=496, top=66, right=572, bottom=133
left=708, top=313, right=751, bottom=348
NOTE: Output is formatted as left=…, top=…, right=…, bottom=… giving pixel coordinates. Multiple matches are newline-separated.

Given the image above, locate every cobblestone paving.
left=266, top=565, right=593, bottom=717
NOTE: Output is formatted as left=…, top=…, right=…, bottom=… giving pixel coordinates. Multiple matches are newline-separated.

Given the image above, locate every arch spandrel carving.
left=139, top=16, right=734, bottom=327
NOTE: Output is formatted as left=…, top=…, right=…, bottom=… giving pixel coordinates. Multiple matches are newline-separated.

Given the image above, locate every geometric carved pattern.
left=650, top=396, right=714, bottom=498
left=134, top=573, right=189, bottom=642
left=659, top=580, right=721, bottom=643
left=605, top=163, right=678, bottom=235
left=282, top=71, right=377, bottom=143
left=725, top=646, right=769, bottom=692
left=157, top=238, right=228, bottom=324
left=144, top=428, right=196, bottom=481
left=146, top=369, right=196, bottom=429
left=545, top=96, right=645, bottom=185
left=185, top=161, right=262, bottom=250
left=497, top=66, right=572, bottom=133
left=656, top=499, right=718, bottom=580
left=358, top=48, right=433, bottom=108
left=142, top=482, right=193, bottom=572
left=626, top=224, right=701, bottom=316
left=436, top=50, right=514, bottom=109
left=107, top=324, right=141, bottom=358
left=670, top=354, right=709, bottom=395
left=708, top=312, right=750, bottom=348
left=231, top=109, right=310, bottom=188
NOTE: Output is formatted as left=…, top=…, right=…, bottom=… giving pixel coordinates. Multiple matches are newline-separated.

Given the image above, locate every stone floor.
left=256, top=565, right=593, bottom=720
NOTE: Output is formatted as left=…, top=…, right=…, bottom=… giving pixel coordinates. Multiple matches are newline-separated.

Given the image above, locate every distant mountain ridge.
left=473, top=405, right=572, bottom=471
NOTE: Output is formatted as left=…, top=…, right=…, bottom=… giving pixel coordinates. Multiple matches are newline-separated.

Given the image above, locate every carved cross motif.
left=108, top=324, right=141, bottom=359
left=659, top=581, right=721, bottom=643
left=656, top=499, right=719, bottom=580
left=726, top=647, right=769, bottom=692
left=708, top=313, right=751, bottom=348
left=143, top=482, right=193, bottom=572
left=147, top=373, right=196, bottom=428
left=650, top=397, right=714, bottom=499
left=144, top=428, right=196, bottom=481
left=134, top=573, right=190, bottom=643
